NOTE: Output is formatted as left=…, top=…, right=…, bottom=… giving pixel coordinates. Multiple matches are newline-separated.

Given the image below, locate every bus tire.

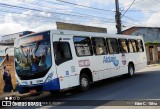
left=80, top=73, right=90, bottom=91
left=30, top=92, right=41, bottom=96
left=49, top=90, right=60, bottom=96
left=127, top=64, right=135, bottom=77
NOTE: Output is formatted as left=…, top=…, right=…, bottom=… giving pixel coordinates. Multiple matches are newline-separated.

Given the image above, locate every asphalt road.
left=1, top=65, right=160, bottom=109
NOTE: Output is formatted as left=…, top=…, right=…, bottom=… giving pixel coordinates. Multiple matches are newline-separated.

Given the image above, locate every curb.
left=147, top=64, right=160, bottom=67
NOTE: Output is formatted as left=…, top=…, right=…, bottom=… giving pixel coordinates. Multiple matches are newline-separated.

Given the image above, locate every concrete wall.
left=0, top=56, right=16, bottom=93
left=145, top=46, right=150, bottom=64
left=56, top=22, right=107, bottom=33
left=145, top=45, right=159, bottom=64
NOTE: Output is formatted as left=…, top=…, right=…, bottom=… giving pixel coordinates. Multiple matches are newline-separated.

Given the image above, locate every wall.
left=56, top=22, right=107, bottom=33
left=0, top=56, right=16, bottom=93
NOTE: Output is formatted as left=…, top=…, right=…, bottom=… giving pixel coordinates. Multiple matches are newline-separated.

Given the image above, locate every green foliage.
left=145, top=42, right=160, bottom=45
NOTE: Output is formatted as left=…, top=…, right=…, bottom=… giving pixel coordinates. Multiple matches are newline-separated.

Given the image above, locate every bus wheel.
left=49, top=90, right=60, bottom=96
left=80, top=73, right=90, bottom=91
left=30, top=92, right=41, bottom=96
left=128, top=64, right=135, bottom=77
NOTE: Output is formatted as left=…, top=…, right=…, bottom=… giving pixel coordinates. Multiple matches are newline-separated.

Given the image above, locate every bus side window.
left=137, top=40, right=144, bottom=52
left=92, top=37, right=108, bottom=55
left=130, top=40, right=137, bottom=52
left=73, top=36, right=93, bottom=56
left=106, top=38, right=119, bottom=54
left=118, top=39, right=128, bottom=53
left=128, top=40, right=134, bottom=53
left=53, top=42, right=72, bottom=65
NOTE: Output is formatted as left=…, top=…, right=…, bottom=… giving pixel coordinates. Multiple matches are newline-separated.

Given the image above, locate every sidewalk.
left=147, top=63, right=160, bottom=67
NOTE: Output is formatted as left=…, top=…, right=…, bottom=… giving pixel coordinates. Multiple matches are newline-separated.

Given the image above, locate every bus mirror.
left=59, top=38, right=62, bottom=41
left=6, top=54, right=9, bottom=61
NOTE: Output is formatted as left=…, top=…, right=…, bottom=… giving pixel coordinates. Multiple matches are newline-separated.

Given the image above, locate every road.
left=1, top=65, right=160, bottom=109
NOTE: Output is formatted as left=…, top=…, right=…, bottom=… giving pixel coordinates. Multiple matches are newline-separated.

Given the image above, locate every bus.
left=14, top=29, right=147, bottom=94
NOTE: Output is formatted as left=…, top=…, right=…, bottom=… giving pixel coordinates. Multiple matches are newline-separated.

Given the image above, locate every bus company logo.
left=122, top=54, right=126, bottom=65
left=103, top=56, right=119, bottom=66
left=2, top=96, right=42, bottom=106
left=78, top=60, right=90, bottom=67
left=2, top=101, right=11, bottom=106
left=2, top=97, right=20, bottom=106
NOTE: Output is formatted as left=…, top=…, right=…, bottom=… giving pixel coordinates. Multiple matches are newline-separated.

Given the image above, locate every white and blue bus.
left=14, top=30, right=147, bottom=94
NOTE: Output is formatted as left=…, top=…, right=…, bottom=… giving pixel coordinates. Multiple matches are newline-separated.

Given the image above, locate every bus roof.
left=16, top=29, right=143, bottom=40
left=51, top=29, right=143, bottom=39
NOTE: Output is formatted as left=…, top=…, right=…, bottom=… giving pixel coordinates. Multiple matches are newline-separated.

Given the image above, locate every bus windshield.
left=14, top=31, right=52, bottom=80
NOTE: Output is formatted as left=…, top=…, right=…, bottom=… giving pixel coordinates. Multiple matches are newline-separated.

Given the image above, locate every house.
left=0, top=31, right=34, bottom=45
left=122, top=27, right=160, bottom=64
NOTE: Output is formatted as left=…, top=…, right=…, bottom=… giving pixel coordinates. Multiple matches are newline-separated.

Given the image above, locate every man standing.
left=3, top=66, right=13, bottom=93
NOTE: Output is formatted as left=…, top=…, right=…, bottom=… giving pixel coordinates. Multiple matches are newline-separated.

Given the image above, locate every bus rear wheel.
left=127, top=64, right=135, bottom=77
left=80, top=73, right=90, bottom=91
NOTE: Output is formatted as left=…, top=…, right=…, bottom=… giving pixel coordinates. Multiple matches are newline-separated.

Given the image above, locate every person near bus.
left=3, top=66, right=13, bottom=93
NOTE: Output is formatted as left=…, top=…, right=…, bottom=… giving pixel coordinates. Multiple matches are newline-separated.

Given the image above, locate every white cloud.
left=147, top=13, right=160, bottom=27
left=21, top=10, right=33, bottom=17
left=31, top=23, right=56, bottom=32
left=0, top=22, right=28, bottom=36
left=74, top=0, right=113, bottom=7
left=1, top=0, right=160, bottom=36
left=4, top=13, right=14, bottom=23
left=39, top=11, right=51, bottom=17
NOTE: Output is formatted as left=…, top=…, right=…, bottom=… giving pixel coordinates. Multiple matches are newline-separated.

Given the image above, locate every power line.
left=0, top=2, right=115, bottom=23
left=28, top=0, right=115, bottom=20
left=123, top=15, right=148, bottom=26
left=121, top=0, right=136, bottom=18
left=0, top=2, right=83, bottom=17
left=120, top=0, right=145, bottom=9
left=123, top=10, right=160, bottom=13
left=0, top=8, right=116, bottom=25
left=55, top=0, right=114, bottom=12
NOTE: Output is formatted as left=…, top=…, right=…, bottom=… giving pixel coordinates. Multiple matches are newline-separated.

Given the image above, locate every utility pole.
left=115, top=0, right=122, bottom=34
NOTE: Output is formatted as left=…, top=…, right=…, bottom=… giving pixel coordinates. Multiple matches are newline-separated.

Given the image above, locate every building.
left=0, top=31, right=34, bottom=45
left=122, top=27, right=160, bottom=64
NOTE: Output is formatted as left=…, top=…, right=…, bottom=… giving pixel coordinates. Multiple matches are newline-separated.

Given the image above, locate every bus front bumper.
left=17, top=78, right=60, bottom=94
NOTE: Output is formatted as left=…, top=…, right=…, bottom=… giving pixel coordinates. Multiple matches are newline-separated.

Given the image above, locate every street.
left=1, top=65, right=160, bottom=108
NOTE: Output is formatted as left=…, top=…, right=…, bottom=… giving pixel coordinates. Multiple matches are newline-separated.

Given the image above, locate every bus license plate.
left=30, top=90, right=36, bottom=93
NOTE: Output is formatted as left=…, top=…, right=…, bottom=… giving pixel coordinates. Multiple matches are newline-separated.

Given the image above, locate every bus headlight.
left=45, top=73, right=53, bottom=83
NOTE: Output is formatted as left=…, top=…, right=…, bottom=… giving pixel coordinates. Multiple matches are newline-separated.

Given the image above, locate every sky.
left=0, top=0, right=160, bottom=38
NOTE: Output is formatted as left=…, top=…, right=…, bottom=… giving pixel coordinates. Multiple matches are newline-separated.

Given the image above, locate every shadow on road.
left=19, top=70, right=160, bottom=107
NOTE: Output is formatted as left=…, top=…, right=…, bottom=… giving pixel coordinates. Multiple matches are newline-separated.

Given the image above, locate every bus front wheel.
left=49, top=90, right=60, bottom=96
left=80, top=73, right=90, bottom=91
